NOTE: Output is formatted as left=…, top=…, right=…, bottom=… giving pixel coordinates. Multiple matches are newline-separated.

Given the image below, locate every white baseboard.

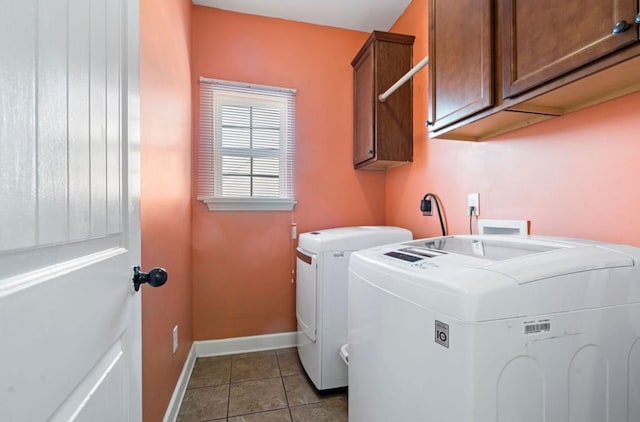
left=195, top=331, right=297, bottom=357
left=163, top=343, right=196, bottom=422
left=163, top=331, right=297, bottom=421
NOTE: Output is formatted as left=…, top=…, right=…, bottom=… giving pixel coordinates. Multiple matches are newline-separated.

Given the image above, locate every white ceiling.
left=192, top=0, right=413, bottom=33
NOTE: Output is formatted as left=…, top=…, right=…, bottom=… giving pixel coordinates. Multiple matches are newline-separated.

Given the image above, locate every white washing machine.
left=348, top=235, right=640, bottom=422
left=296, top=226, right=412, bottom=391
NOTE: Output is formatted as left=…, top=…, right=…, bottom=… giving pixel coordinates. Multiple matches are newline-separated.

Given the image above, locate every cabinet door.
left=429, top=0, right=493, bottom=130
left=501, top=0, right=638, bottom=98
left=353, top=47, right=375, bottom=166
left=375, top=41, right=413, bottom=164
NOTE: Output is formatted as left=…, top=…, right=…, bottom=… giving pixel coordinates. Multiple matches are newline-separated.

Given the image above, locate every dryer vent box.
left=478, top=219, right=528, bottom=235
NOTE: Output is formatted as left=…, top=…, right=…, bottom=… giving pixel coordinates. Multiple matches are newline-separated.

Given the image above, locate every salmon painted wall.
left=140, top=0, right=192, bottom=420
left=387, top=0, right=640, bottom=246
left=191, top=7, right=384, bottom=340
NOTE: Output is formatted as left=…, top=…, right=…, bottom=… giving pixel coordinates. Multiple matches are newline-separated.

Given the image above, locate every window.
left=198, top=78, right=296, bottom=211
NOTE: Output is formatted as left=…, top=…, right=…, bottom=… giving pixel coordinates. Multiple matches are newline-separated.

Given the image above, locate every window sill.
left=198, top=197, right=296, bottom=211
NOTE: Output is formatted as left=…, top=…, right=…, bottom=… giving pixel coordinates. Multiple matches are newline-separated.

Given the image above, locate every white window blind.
left=198, top=78, right=296, bottom=211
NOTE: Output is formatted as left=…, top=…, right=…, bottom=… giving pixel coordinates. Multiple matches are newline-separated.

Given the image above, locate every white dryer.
left=348, top=235, right=640, bottom=422
left=296, top=226, right=412, bottom=391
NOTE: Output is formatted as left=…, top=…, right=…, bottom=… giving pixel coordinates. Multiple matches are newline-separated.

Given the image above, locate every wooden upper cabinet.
left=429, top=0, right=493, bottom=130
left=352, top=31, right=414, bottom=170
left=429, top=0, right=640, bottom=141
left=501, top=0, right=638, bottom=98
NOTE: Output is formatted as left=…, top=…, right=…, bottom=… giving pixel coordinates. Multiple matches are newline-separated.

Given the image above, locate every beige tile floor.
left=177, top=348, right=348, bottom=422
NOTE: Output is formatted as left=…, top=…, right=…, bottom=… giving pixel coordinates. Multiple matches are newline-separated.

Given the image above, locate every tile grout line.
left=227, top=405, right=291, bottom=419
left=275, top=350, right=295, bottom=421
left=229, top=375, right=283, bottom=385
left=226, top=357, right=232, bottom=420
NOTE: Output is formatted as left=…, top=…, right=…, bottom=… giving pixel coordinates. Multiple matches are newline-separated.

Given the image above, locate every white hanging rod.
left=378, top=56, right=429, bottom=102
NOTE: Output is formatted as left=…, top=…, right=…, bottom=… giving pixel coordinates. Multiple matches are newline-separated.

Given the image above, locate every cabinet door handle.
left=367, top=149, right=373, bottom=155
left=612, top=20, right=631, bottom=34
left=635, top=14, right=640, bottom=24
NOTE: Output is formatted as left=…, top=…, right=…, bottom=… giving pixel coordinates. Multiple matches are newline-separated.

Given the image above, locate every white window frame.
left=198, top=78, right=296, bottom=211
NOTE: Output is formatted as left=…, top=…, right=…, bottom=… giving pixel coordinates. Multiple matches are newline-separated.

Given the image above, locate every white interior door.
left=0, top=0, right=142, bottom=420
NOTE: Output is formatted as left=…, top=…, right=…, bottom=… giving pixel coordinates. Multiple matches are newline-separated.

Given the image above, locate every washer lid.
left=350, top=235, right=640, bottom=322
left=404, top=236, right=634, bottom=284
left=408, top=236, right=560, bottom=261
left=483, top=245, right=634, bottom=284
left=298, top=226, right=412, bottom=253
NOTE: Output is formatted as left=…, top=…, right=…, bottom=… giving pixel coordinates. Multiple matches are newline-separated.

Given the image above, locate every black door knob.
left=612, top=20, right=631, bottom=34
left=132, top=266, right=168, bottom=291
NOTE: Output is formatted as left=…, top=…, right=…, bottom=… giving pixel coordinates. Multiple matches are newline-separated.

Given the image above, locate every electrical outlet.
left=172, top=325, right=178, bottom=354
left=467, top=193, right=480, bottom=216
left=291, top=223, right=297, bottom=240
